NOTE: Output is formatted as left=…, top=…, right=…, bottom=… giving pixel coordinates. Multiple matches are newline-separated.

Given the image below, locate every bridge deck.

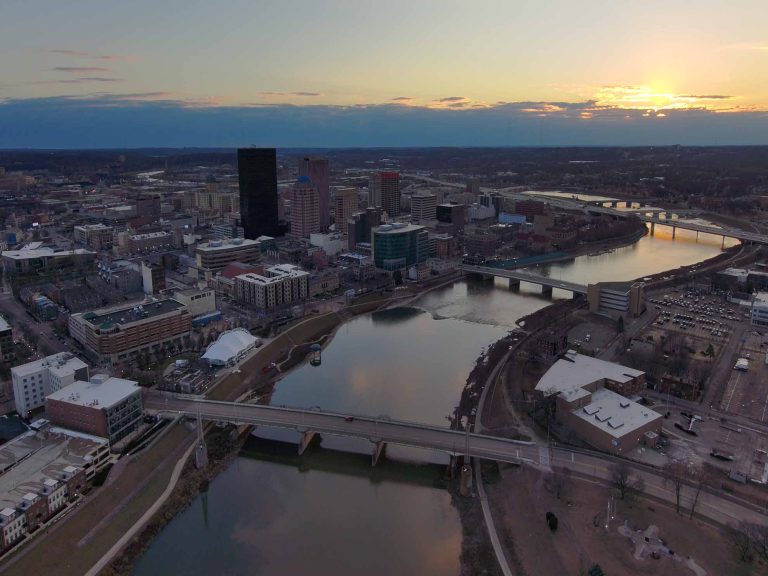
left=458, top=264, right=587, bottom=294
left=147, top=395, right=539, bottom=464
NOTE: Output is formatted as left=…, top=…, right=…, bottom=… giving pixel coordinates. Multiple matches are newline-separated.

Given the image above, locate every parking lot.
left=646, top=290, right=746, bottom=342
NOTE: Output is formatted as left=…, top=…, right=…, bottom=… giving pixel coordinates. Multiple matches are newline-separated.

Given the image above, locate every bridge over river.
left=147, top=394, right=538, bottom=466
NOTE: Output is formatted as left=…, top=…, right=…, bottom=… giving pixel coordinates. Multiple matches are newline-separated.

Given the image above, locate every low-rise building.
left=309, top=269, right=340, bottom=297
left=195, top=238, right=261, bottom=274
left=173, top=288, right=216, bottom=317
left=587, top=281, right=645, bottom=317
left=535, top=350, right=657, bottom=454
left=201, top=328, right=259, bottom=366
left=752, top=292, right=768, bottom=327
left=69, top=299, right=192, bottom=363
left=46, top=375, right=143, bottom=443
left=73, top=224, right=113, bottom=250
left=11, top=353, right=89, bottom=418
left=1, top=247, right=96, bottom=275
left=234, top=264, right=310, bottom=310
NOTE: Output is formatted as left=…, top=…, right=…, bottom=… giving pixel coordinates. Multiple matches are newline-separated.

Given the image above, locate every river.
left=133, top=230, right=737, bottom=576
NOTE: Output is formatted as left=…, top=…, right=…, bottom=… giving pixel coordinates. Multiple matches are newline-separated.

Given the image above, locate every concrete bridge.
left=146, top=394, right=538, bottom=467
left=458, top=264, right=587, bottom=296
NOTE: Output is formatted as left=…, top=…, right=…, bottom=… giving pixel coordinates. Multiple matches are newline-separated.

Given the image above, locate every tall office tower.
left=334, top=187, right=358, bottom=234
left=369, top=172, right=401, bottom=218
left=238, top=147, right=280, bottom=239
left=299, top=156, right=330, bottom=231
left=290, top=176, right=320, bottom=239
left=347, top=207, right=381, bottom=251
left=410, top=192, right=437, bottom=223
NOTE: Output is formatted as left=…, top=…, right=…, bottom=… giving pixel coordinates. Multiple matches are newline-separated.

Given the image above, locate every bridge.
left=146, top=394, right=539, bottom=466
left=458, top=264, right=588, bottom=296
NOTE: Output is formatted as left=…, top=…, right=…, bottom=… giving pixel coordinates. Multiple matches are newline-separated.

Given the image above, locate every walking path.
left=83, top=439, right=197, bottom=576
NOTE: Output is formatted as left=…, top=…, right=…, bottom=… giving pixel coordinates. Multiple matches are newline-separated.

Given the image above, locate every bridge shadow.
left=240, top=434, right=451, bottom=489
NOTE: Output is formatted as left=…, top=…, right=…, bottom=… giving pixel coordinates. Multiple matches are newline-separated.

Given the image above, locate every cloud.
left=434, top=96, right=466, bottom=102
left=259, top=91, right=321, bottom=97
left=392, top=96, right=413, bottom=101
left=726, top=43, right=768, bottom=52
left=48, top=49, right=136, bottom=61
left=679, top=94, right=732, bottom=100
left=0, top=95, right=766, bottom=148
left=52, top=66, right=111, bottom=73
left=49, top=49, right=89, bottom=57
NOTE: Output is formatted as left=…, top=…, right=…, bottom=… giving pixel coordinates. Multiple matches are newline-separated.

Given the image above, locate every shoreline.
left=100, top=226, right=737, bottom=576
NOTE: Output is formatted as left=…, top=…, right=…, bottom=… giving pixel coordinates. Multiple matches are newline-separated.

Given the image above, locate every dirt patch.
left=487, top=465, right=761, bottom=576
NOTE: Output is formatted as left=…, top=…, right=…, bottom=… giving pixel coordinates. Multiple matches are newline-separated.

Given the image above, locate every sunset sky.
left=1, top=0, right=767, bottom=147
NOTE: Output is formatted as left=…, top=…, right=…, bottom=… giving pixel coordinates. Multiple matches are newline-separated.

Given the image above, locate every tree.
left=663, top=461, right=687, bottom=514
left=746, top=523, right=768, bottom=563
left=689, top=465, right=712, bottom=519
left=393, top=269, right=403, bottom=285
left=617, top=315, right=624, bottom=334
left=610, top=461, right=642, bottom=501
left=727, top=522, right=754, bottom=563
left=705, top=343, right=715, bottom=358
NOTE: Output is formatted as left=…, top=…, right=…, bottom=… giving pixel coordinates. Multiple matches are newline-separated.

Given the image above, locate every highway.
left=145, top=393, right=539, bottom=464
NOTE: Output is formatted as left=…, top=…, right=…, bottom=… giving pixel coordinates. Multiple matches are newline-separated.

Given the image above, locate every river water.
left=133, top=230, right=737, bottom=576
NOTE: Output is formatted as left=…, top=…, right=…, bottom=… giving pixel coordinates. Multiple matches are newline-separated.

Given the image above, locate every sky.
left=1, top=0, right=767, bottom=148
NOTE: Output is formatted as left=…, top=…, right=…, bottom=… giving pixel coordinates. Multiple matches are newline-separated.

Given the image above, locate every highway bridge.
left=458, top=264, right=588, bottom=295
left=146, top=394, right=539, bottom=466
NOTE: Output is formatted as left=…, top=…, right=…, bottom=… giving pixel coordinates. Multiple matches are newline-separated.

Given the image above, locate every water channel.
left=133, top=229, right=738, bottom=576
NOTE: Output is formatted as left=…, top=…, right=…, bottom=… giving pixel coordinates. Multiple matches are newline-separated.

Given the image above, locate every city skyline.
left=1, top=1, right=767, bottom=147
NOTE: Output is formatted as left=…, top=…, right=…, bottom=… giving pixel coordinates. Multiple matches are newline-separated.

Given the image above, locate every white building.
left=752, top=292, right=768, bottom=327
left=411, top=193, right=437, bottom=223
left=201, top=329, right=259, bottom=366
left=11, top=353, right=89, bottom=418
left=234, top=264, right=310, bottom=310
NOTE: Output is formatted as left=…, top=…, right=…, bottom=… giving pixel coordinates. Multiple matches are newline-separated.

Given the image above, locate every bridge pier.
left=541, top=285, right=553, bottom=298
left=650, top=222, right=655, bottom=236
left=672, top=226, right=676, bottom=239
left=722, top=235, right=726, bottom=249
left=299, top=431, right=316, bottom=455
left=508, top=278, right=520, bottom=291
left=459, top=462, right=473, bottom=497
left=372, top=441, right=386, bottom=467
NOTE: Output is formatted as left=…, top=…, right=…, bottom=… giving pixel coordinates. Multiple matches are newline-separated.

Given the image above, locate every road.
left=147, top=392, right=767, bottom=527
left=0, top=289, right=70, bottom=358
left=145, top=393, right=540, bottom=464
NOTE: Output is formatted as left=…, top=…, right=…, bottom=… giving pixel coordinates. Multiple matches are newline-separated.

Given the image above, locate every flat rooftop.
left=11, top=352, right=88, bottom=378
left=1, top=247, right=95, bottom=260
left=46, top=376, right=139, bottom=409
left=535, top=350, right=644, bottom=397
left=374, top=223, right=424, bottom=235
left=571, top=387, right=661, bottom=439
left=196, top=238, right=260, bottom=252
left=0, top=426, right=107, bottom=510
left=80, top=298, right=185, bottom=327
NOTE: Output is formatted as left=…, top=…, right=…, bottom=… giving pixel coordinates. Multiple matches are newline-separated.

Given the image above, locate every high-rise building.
left=290, top=176, right=320, bottom=239
left=369, top=172, right=400, bottom=218
left=334, top=187, right=358, bottom=234
left=299, top=157, right=330, bottom=231
left=372, top=223, right=429, bottom=270
left=436, top=202, right=466, bottom=236
left=238, top=148, right=280, bottom=239
left=347, top=207, right=381, bottom=251
left=411, top=193, right=437, bottom=223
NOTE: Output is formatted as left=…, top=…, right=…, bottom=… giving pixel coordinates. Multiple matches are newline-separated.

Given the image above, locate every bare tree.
left=663, top=461, right=688, bottom=514
left=727, top=522, right=754, bottom=563
left=746, top=523, right=768, bottom=563
left=688, top=465, right=712, bottom=519
left=610, top=461, right=643, bottom=502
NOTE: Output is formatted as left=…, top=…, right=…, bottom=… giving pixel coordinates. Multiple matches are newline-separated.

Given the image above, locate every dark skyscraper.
left=238, top=147, right=280, bottom=239
left=299, top=156, right=330, bottom=231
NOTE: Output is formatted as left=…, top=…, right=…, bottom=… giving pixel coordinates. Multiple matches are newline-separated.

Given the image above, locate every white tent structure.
left=202, top=328, right=259, bottom=366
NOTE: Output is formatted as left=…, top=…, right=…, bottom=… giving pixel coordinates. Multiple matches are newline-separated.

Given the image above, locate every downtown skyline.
left=1, top=0, right=767, bottom=147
